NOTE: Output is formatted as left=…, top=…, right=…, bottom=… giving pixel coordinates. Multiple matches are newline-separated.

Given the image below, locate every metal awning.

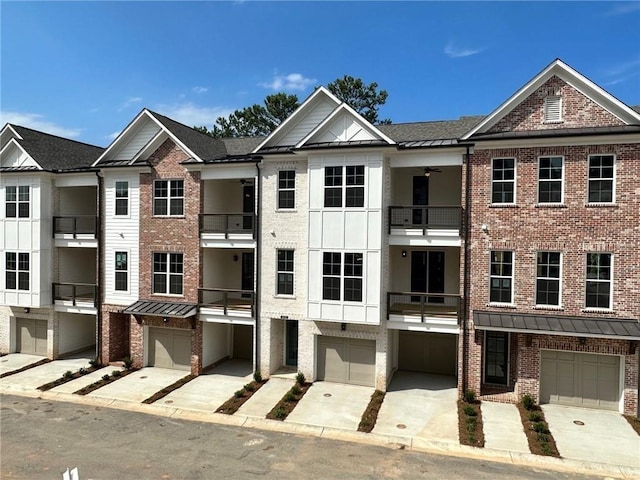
left=473, top=310, right=640, bottom=340
left=123, top=300, right=197, bottom=318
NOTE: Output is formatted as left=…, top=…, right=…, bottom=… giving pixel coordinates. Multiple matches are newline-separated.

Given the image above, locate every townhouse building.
left=1, top=58, right=638, bottom=416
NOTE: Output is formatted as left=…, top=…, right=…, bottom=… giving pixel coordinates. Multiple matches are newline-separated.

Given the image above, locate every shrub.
left=463, top=389, right=476, bottom=403
left=296, top=372, right=306, bottom=385
left=274, top=407, right=286, bottom=419
left=63, top=370, right=73, bottom=379
left=244, top=383, right=255, bottom=392
left=89, top=357, right=101, bottom=368
left=112, top=370, right=121, bottom=378
left=463, top=405, right=477, bottom=417
left=522, top=394, right=535, bottom=411
left=291, top=385, right=301, bottom=396
left=79, top=367, right=88, bottom=375
left=102, top=374, right=110, bottom=381
left=122, top=356, right=134, bottom=370
left=253, top=371, right=262, bottom=383
left=533, top=421, right=548, bottom=434
left=284, top=392, right=296, bottom=402
left=528, top=411, right=543, bottom=422
left=234, top=389, right=245, bottom=398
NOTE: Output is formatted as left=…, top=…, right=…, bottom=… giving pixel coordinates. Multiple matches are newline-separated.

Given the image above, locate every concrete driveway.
left=542, top=404, right=640, bottom=469
left=286, top=381, right=373, bottom=430
left=0, top=353, right=45, bottom=376
left=372, top=371, right=458, bottom=443
left=88, top=367, right=186, bottom=403
left=0, top=356, right=91, bottom=394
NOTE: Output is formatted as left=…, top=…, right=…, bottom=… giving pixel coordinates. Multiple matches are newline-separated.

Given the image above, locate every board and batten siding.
left=103, top=172, right=140, bottom=305
left=307, top=153, right=383, bottom=325
left=279, top=100, right=336, bottom=146
left=1, top=144, right=39, bottom=169
left=112, top=119, right=161, bottom=161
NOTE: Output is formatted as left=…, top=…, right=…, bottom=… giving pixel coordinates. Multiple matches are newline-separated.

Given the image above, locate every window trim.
left=5, top=251, right=30, bottom=291
left=484, top=331, right=510, bottom=385
left=584, top=252, right=613, bottom=310
left=489, top=250, right=514, bottom=305
left=490, top=157, right=517, bottom=205
left=152, top=252, right=184, bottom=296
left=114, top=181, right=129, bottom=216
left=587, top=154, right=615, bottom=205
left=276, top=249, right=294, bottom=296
left=537, top=156, right=564, bottom=205
left=153, top=179, right=185, bottom=217
left=535, top=251, right=562, bottom=308
left=323, top=165, right=366, bottom=209
left=277, top=170, right=296, bottom=210
left=114, top=251, right=129, bottom=292
left=5, top=185, right=30, bottom=219
left=321, top=251, right=364, bottom=302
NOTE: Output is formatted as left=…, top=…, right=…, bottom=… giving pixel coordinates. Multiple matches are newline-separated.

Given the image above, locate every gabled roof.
left=0, top=124, right=103, bottom=172
left=379, top=116, right=484, bottom=145
left=462, top=59, right=640, bottom=140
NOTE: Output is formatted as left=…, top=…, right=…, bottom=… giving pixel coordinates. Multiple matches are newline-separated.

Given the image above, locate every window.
left=544, top=96, right=562, bottom=123
left=6, top=252, right=29, bottom=290
left=538, top=156, right=563, bottom=203
left=115, top=181, right=129, bottom=216
left=153, top=253, right=183, bottom=295
left=153, top=180, right=184, bottom=216
left=585, top=253, right=612, bottom=309
left=6, top=186, right=29, bottom=218
left=322, top=252, right=341, bottom=300
left=277, top=249, right=294, bottom=295
left=324, top=165, right=365, bottom=208
left=343, top=252, right=363, bottom=301
left=115, top=252, right=128, bottom=291
left=322, top=252, right=363, bottom=302
left=536, top=252, right=561, bottom=306
left=491, top=158, right=515, bottom=204
left=490, top=251, right=513, bottom=303
left=278, top=170, right=295, bottom=209
left=588, top=155, right=614, bottom=203
left=485, top=331, right=509, bottom=385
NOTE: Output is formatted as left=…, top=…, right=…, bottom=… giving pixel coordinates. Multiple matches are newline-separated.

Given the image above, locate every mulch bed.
left=358, top=390, right=385, bottom=433
left=0, top=358, right=50, bottom=378
left=516, top=402, right=560, bottom=457
left=266, top=382, right=311, bottom=421
left=142, top=374, right=196, bottom=404
left=216, top=380, right=267, bottom=414
left=74, top=368, right=137, bottom=395
left=37, top=365, right=104, bottom=391
left=624, top=415, right=640, bottom=436
left=457, top=400, right=485, bottom=447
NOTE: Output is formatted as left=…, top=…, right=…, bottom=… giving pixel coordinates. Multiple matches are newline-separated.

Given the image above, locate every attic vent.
left=544, top=96, right=563, bottom=123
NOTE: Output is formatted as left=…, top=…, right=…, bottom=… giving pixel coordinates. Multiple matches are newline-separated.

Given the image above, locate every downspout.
left=254, top=160, right=261, bottom=375
left=95, top=170, right=103, bottom=364
left=461, top=145, right=473, bottom=395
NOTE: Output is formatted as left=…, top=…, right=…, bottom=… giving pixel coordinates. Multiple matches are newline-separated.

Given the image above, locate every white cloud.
left=604, top=2, right=640, bottom=16
left=444, top=41, right=482, bottom=58
left=106, top=131, right=121, bottom=141
left=602, top=58, right=640, bottom=85
left=117, top=96, right=143, bottom=112
left=0, top=111, right=81, bottom=138
left=192, top=86, right=208, bottom=94
left=259, top=73, right=317, bottom=91
left=153, top=102, right=233, bottom=127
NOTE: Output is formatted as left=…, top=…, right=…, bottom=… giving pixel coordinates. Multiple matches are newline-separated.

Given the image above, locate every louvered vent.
left=544, top=96, right=562, bottom=122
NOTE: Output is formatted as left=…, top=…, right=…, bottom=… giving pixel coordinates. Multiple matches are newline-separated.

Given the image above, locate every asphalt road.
left=0, top=395, right=606, bottom=480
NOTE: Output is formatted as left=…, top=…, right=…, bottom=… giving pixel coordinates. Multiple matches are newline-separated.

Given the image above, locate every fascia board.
left=0, top=138, right=43, bottom=170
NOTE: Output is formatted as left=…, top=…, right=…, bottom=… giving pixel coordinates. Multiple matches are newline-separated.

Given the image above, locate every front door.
left=484, top=331, right=509, bottom=385
left=285, top=320, right=298, bottom=367
left=243, top=185, right=255, bottom=231
left=412, top=176, right=429, bottom=225
left=411, top=251, right=445, bottom=302
left=241, top=252, right=254, bottom=299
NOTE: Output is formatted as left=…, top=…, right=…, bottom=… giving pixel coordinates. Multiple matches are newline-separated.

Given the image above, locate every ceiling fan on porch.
left=423, top=167, right=442, bottom=177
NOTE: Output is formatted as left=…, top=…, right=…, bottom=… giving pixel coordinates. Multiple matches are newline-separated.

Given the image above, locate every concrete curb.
left=4, top=389, right=639, bottom=479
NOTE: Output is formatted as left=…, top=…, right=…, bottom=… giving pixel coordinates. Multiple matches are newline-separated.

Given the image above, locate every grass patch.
left=142, top=374, right=196, bottom=404
left=73, top=368, right=136, bottom=395
left=516, top=400, right=560, bottom=457
left=266, top=375, right=311, bottom=421
left=624, top=415, right=640, bottom=436
left=0, top=358, right=50, bottom=378
left=216, top=379, right=267, bottom=415
left=37, top=365, right=104, bottom=391
left=358, top=390, right=385, bottom=433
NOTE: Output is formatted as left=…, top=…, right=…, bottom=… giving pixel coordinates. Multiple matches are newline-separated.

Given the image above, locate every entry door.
left=285, top=320, right=298, bottom=366
left=411, top=251, right=445, bottom=301
left=241, top=252, right=254, bottom=298
left=243, top=185, right=255, bottom=231
left=412, top=176, right=429, bottom=225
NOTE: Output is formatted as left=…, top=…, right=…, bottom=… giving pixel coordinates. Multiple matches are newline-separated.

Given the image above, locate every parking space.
left=88, top=367, right=186, bottom=403
left=0, top=357, right=91, bottom=393
left=0, top=353, right=46, bottom=376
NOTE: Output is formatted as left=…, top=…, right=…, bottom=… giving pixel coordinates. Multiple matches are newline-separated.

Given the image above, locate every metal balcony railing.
left=388, top=206, right=462, bottom=233
left=53, top=282, right=98, bottom=307
left=198, top=288, right=255, bottom=317
left=387, top=292, right=460, bottom=323
left=199, top=213, right=256, bottom=238
left=53, top=216, right=98, bottom=238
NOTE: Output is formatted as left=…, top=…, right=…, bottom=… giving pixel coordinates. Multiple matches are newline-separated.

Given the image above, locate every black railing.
left=198, top=288, right=255, bottom=317
left=388, top=206, right=462, bottom=233
left=53, top=216, right=98, bottom=238
left=387, top=292, right=460, bottom=323
left=199, top=214, right=256, bottom=238
left=53, top=282, right=98, bottom=307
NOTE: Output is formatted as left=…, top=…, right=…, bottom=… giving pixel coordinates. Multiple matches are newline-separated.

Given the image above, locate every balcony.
left=53, top=216, right=98, bottom=247
left=388, top=206, right=462, bottom=246
left=198, top=288, right=255, bottom=324
left=199, top=214, right=256, bottom=247
left=387, top=292, right=460, bottom=333
left=53, top=282, right=98, bottom=314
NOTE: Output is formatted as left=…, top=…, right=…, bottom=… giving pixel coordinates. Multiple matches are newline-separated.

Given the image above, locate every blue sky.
left=2, top=1, right=639, bottom=146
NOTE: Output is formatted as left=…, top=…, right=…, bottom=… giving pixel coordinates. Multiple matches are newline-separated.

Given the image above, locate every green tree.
left=327, top=75, right=389, bottom=125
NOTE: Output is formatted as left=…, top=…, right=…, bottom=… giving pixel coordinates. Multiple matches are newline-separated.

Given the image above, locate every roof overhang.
left=473, top=310, right=640, bottom=340
left=124, top=300, right=198, bottom=318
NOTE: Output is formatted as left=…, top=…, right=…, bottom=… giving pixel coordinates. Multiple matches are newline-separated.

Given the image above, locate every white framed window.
left=587, top=154, right=615, bottom=203
left=115, top=251, right=128, bottom=292
left=5, top=185, right=30, bottom=218
left=491, top=158, right=516, bottom=204
left=322, top=252, right=363, bottom=302
left=115, top=181, right=129, bottom=216
left=6, top=252, right=29, bottom=290
left=585, top=253, right=612, bottom=309
left=153, top=179, right=184, bottom=216
left=345, top=165, right=365, bottom=207
left=536, top=252, right=561, bottom=307
left=277, top=170, right=295, bottom=209
left=489, top=251, right=513, bottom=304
left=343, top=252, right=363, bottom=301
left=538, top=156, right=564, bottom=204
left=153, top=252, right=183, bottom=295
left=323, top=165, right=365, bottom=208
left=544, top=96, right=562, bottom=123
left=276, top=249, right=294, bottom=295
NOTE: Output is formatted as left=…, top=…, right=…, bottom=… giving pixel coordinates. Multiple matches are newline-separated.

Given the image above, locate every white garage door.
left=540, top=350, right=620, bottom=411
left=17, top=318, right=47, bottom=355
left=148, top=327, right=191, bottom=371
left=317, top=337, right=375, bottom=387
left=398, top=331, right=457, bottom=375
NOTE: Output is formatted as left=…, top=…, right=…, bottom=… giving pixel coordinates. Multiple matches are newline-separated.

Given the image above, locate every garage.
left=317, top=337, right=375, bottom=387
left=540, top=350, right=620, bottom=410
left=232, top=325, right=253, bottom=360
left=148, top=327, right=191, bottom=370
left=17, top=318, right=47, bottom=355
left=398, top=331, right=457, bottom=375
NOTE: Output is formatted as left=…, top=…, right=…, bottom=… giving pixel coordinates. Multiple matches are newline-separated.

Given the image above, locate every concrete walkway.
left=0, top=357, right=91, bottom=394
left=482, top=401, right=530, bottom=453
left=87, top=367, right=185, bottom=403
left=238, top=377, right=294, bottom=418
left=0, top=353, right=45, bottom=376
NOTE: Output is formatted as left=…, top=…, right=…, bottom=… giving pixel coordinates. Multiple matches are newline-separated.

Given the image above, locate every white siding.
left=0, top=144, right=38, bottom=169
left=112, top=119, right=161, bottom=161
left=57, top=312, right=95, bottom=355
left=279, top=100, right=336, bottom=146
left=311, top=113, right=377, bottom=144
